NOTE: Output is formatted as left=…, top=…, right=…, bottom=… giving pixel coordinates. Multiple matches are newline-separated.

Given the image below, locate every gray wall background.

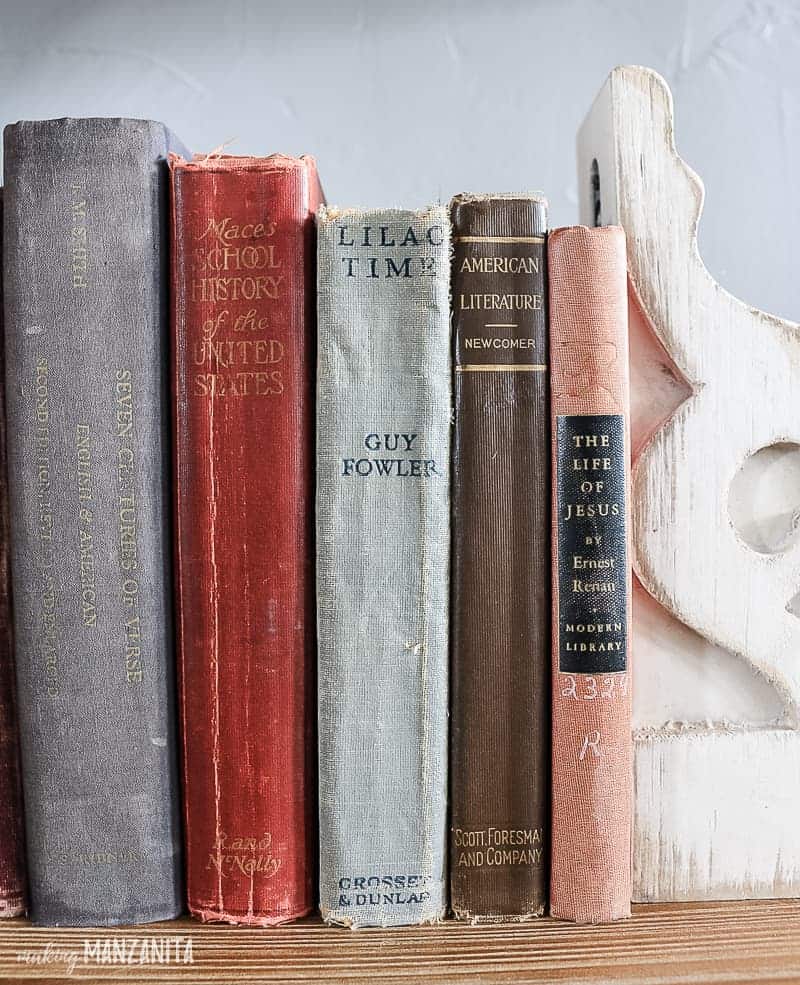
left=1, top=0, right=797, bottom=321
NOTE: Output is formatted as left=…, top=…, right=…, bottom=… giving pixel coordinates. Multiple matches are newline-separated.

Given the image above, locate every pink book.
left=548, top=225, right=632, bottom=923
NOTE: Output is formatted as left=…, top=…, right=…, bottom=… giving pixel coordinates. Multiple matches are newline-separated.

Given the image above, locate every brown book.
left=449, top=194, right=550, bottom=921
left=548, top=225, right=632, bottom=923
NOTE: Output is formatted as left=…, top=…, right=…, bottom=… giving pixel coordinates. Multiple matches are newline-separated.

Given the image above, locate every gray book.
left=3, top=118, right=185, bottom=926
left=316, top=206, right=451, bottom=927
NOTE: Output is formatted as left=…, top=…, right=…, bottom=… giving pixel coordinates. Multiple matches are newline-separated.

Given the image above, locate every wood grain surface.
left=1, top=900, right=799, bottom=984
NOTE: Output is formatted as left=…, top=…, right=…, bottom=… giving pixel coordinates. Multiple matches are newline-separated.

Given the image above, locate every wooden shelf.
left=1, top=899, right=799, bottom=983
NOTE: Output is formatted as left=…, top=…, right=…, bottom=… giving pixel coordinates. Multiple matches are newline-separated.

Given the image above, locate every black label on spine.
left=557, top=414, right=627, bottom=673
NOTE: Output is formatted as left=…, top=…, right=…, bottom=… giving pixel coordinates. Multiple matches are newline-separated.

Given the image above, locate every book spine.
left=0, top=646, right=25, bottom=919
left=316, top=206, right=450, bottom=927
left=0, top=203, right=26, bottom=916
left=171, top=155, right=322, bottom=925
left=449, top=195, right=550, bottom=921
left=3, top=118, right=185, bottom=926
left=548, top=225, right=632, bottom=923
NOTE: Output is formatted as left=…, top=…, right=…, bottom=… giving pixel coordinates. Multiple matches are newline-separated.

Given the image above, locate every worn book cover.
left=316, top=206, right=450, bottom=927
left=171, top=153, right=322, bottom=925
left=0, top=191, right=26, bottom=918
left=3, top=118, right=185, bottom=926
left=449, top=194, right=550, bottom=922
left=548, top=224, right=632, bottom=923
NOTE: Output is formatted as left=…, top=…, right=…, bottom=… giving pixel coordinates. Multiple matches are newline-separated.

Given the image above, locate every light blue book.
left=316, top=206, right=451, bottom=927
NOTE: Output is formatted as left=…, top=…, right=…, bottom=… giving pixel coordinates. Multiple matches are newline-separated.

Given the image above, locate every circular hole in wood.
left=729, top=442, right=800, bottom=554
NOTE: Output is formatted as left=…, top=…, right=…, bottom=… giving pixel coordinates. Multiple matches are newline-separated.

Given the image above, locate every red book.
left=0, top=228, right=26, bottom=917
left=170, top=154, right=322, bottom=925
left=0, top=635, right=25, bottom=920
left=548, top=225, right=632, bottom=923
left=0, top=653, right=25, bottom=919
left=0, top=448, right=25, bottom=920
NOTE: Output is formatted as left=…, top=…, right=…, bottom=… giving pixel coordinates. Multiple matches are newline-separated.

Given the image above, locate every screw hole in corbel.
left=590, top=158, right=601, bottom=227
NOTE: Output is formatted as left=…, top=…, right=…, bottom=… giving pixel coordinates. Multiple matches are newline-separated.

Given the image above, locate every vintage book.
left=449, top=194, right=549, bottom=922
left=0, top=192, right=26, bottom=919
left=316, top=206, right=450, bottom=927
left=548, top=225, right=632, bottom=923
left=3, top=118, right=185, bottom=926
left=171, top=153, right=322, bottom=925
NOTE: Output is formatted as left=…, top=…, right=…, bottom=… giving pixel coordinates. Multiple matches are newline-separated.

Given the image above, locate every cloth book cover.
left=449, top=193, right=550, bottom=921
left=548, top=224, right=632, bottom=923
left=0, top=196, right=26, bottom=917
left=171, top=153, right=322, bottom=925
left=316, top=206, right=450, bottom=927
left=3, top=117, right=185, bottom=926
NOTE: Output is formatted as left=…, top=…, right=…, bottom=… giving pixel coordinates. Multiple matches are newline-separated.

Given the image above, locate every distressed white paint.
left=634, top=729, right=800, bottom=901
left=578, top=65, right=800, bottom=901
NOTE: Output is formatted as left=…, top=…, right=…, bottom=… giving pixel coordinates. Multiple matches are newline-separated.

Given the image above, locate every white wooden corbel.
left=579, top=65, right=800, bottom=901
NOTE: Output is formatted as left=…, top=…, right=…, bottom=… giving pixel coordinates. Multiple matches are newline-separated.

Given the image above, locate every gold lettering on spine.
left=455, top=231, right=544, bottom=372
left=459, top=293, right=542, bottom=311
left=459, top=255, right=541, bottom=274
left=206, top=832, right=282, bottom=880
left=188, top=212, right=286, bottom=399
left=70, top=185, right=88, bottom=289
left=455, top=364, right=548, bottom=373
left=114, top=369, right=144, bottom=685
left=75, top=423, right=97, bottom=628
left=452, top=827, right=546, bottom=868
left=44, top=847, right=147, bottom=866
left=33, top=357, right=60, bottom=697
